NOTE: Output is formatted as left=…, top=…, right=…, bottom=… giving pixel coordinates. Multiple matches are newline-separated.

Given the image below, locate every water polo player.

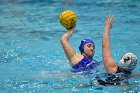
left=60, top=10, right=99, bottom=73
left=94, top=14, right=139, bottom=85
left=60, top=28, right=99, bottom=73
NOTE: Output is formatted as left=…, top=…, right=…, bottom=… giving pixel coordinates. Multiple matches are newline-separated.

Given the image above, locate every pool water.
left=0, top=0, right=140, bottom=93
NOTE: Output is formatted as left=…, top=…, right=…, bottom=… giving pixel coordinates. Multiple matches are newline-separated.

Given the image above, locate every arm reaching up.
left=61, top=27, right=83, bottom=66
left=102, top=14, right=118, bottom=73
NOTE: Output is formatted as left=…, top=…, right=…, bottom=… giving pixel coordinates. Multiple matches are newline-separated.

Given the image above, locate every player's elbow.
left=60, top=37, right=67, bottom=45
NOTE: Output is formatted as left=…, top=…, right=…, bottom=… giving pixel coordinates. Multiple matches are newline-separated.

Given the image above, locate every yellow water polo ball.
left=59, top=10, right=77, bottom=29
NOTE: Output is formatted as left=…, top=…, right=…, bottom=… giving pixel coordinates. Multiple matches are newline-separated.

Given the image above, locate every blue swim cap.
left=79, top=39, right=95, bottom=53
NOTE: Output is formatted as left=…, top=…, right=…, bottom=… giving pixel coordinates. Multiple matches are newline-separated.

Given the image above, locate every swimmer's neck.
left=82, top=53, right=93, bottom=59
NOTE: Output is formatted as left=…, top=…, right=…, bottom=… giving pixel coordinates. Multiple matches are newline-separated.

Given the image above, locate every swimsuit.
left=71, top=56, right=99, bottom=73
left=95, top=67, right=131, bottom=85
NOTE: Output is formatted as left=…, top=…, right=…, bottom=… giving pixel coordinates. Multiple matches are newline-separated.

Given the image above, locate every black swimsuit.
left=95, top=67, right=131, bottom=86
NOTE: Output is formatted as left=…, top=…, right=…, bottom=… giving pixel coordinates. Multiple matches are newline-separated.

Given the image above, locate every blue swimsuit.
left=71, top=56, right=99, bottom=73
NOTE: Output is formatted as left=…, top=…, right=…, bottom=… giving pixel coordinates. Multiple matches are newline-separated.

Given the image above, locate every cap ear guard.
left=124, top=56, right=130, bottom=62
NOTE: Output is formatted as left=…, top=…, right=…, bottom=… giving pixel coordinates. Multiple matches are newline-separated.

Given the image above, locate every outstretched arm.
left=102, top=15, right=118, bottom=73
left=61, top=27, right=80, bottom=65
